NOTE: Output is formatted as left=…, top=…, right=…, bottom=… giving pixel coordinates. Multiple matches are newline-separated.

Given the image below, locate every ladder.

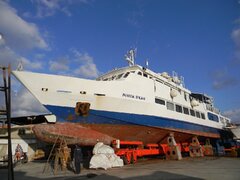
left=0, top=65, right=14, bottom=180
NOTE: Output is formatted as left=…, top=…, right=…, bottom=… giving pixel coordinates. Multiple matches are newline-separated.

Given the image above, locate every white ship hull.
left=12, top=48, right=232, bottom=145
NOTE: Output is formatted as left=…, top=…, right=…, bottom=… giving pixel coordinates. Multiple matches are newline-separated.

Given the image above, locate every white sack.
left=90, top=142, right=123, bottom=170
left=93, top=142, right=114, bottom=154
left=89, top=154, right=112, bottom=170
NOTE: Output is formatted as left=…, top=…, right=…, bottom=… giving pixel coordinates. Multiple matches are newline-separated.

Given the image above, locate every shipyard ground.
left=1, top=157, right=240, bottom=180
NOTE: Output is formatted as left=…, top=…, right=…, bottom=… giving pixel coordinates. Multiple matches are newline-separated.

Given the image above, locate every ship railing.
left=206, top=104, right=220, bottom=114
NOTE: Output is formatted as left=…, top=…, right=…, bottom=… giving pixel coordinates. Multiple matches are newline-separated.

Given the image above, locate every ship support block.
left=165, top=133, right=182, bottom=160
left=203, top=139, right=214, bottom=156
left=189, top=136, right=204, bottom=157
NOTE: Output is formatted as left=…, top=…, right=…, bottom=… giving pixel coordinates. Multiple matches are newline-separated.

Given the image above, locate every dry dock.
left=1, top=157, right=240, bottom=180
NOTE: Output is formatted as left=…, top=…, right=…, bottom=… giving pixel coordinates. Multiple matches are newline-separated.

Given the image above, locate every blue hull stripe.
left=45, top=105, right=219, bottom=134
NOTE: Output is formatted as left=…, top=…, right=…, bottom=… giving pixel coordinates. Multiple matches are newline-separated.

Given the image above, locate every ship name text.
left=122, top=93, right=146, bottom=101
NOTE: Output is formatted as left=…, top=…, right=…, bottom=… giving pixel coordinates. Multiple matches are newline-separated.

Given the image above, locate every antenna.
left=125, top=48, right=137, bottom=66
left=16, top=60, right=23, bottom=71
left=145, top=59, right=149, bottom=68
left=180, top=76, right=185, bottom=87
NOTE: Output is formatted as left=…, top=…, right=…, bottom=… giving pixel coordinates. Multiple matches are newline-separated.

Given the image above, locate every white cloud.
left=127, top=2, right=144, bottom=28
left=232, top=26, right=240, bottom=64
left=0, top=46, right=19, bottom=68
left=47, top=49, right=99, bottom=78
left=35, top=53, right=46, bottom=59
left=0, top=48, right=42, bottom=112
left=20, top=57, right=43, bottom=70
left=72, top=49, right=93, bottom=63
left=232, top=28, right=240, bottom=48
left=211, top=69, right=238, bottom=90
left=234, top=18, right=240, bottom=24
left=34, top=0, right=90, bottom=18
left=0, top=34, right=5, bottom=46
left=223, top=108, right=240, bottom=124
left=12, top=87, right=49, bottom=117
left=71, top=49, right=99, bottom=78
left=35, top=0, right=61, bottom=18
left=0, top=46, right=43, bottom=71
left=74, top=63, right=98, bottom=78
left=0, top=1, right=48, bottom=50
left=0, top=80, right=48, bottom=117
left=0, top=0, right=45, bottom=78
left=61, top=6, right=72, bottom=16
left=49, top=57, right=70, bottom=72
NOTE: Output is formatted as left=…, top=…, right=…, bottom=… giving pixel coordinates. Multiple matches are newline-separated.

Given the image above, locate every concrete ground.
left=1, top=157, right=240, bottom=180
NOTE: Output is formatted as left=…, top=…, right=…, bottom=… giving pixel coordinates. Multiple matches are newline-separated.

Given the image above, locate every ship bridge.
left=191, top=93, right=221, bottom=114
left=96, top=48, right=190, bottom=96
left=190, top=93, right=213, bottom=104
left=96, top=65, right=142, bottom=81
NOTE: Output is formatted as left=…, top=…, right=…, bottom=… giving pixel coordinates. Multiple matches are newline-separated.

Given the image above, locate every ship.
left=12, top=49, right=232, bottom=146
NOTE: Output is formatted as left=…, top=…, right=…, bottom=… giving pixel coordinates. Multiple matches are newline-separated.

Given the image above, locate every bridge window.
left=137, top=71, right=142, bottom=76
left=175, top=105, right=182, bottom=113
left=201, top=113, right=206, bottom=119
left=112, top=75, right=116, bottom=80
left=167, top=102, right=174, bottom=111
left=143, top=73, right=148, bottom=78
left=190, top=109, right=195, bottom=117
left=184, top=93, right=187, bottom=101
left=155, top=98, right=165, bottom=105
left=196, top=111, right=200, bottom=118
left=116, top=73, right=124, bottom=80
left=156, top=79, right=163, bottom=84
left=183, top=107, right=189, bottom=115
left=208, top=112, right=219, bottom=122
left=123, top=72, right=130, bottom=78
left=220, top=117, right=224, bottom=123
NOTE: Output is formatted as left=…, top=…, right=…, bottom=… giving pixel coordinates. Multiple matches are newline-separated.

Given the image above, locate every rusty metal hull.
left=31, top=105, right=224, bottom=145
left=32, top=123, right=114, bottom=146
left=33, top=122, right=220, bottom=146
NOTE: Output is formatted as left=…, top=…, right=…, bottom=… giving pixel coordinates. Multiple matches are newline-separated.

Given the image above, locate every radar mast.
left=125, top=48, right=137, bottom=66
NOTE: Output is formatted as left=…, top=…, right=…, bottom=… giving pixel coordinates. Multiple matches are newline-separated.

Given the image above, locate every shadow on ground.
left=0, top=168, right=203, bottom=180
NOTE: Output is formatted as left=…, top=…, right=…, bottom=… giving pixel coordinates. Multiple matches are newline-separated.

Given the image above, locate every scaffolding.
left=43, top=136, right=72, bottom=175
left=0, top=65, right=14, bottom=180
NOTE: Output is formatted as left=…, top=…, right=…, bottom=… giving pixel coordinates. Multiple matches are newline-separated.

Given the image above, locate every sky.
left=0, top=0, right=240, bottom=123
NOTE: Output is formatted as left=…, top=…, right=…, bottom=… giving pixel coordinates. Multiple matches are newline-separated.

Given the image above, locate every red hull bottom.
left=33, top=123, right=220, bottom=146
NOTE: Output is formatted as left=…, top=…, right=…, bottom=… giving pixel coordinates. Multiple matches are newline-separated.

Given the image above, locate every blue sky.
left=0, top=0, right=240, bottom=122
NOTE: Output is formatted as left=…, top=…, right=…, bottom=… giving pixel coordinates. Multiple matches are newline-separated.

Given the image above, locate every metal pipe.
left=3, top=65, right=14, bottom=180
left=7, top=65, right=14, bottom=180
